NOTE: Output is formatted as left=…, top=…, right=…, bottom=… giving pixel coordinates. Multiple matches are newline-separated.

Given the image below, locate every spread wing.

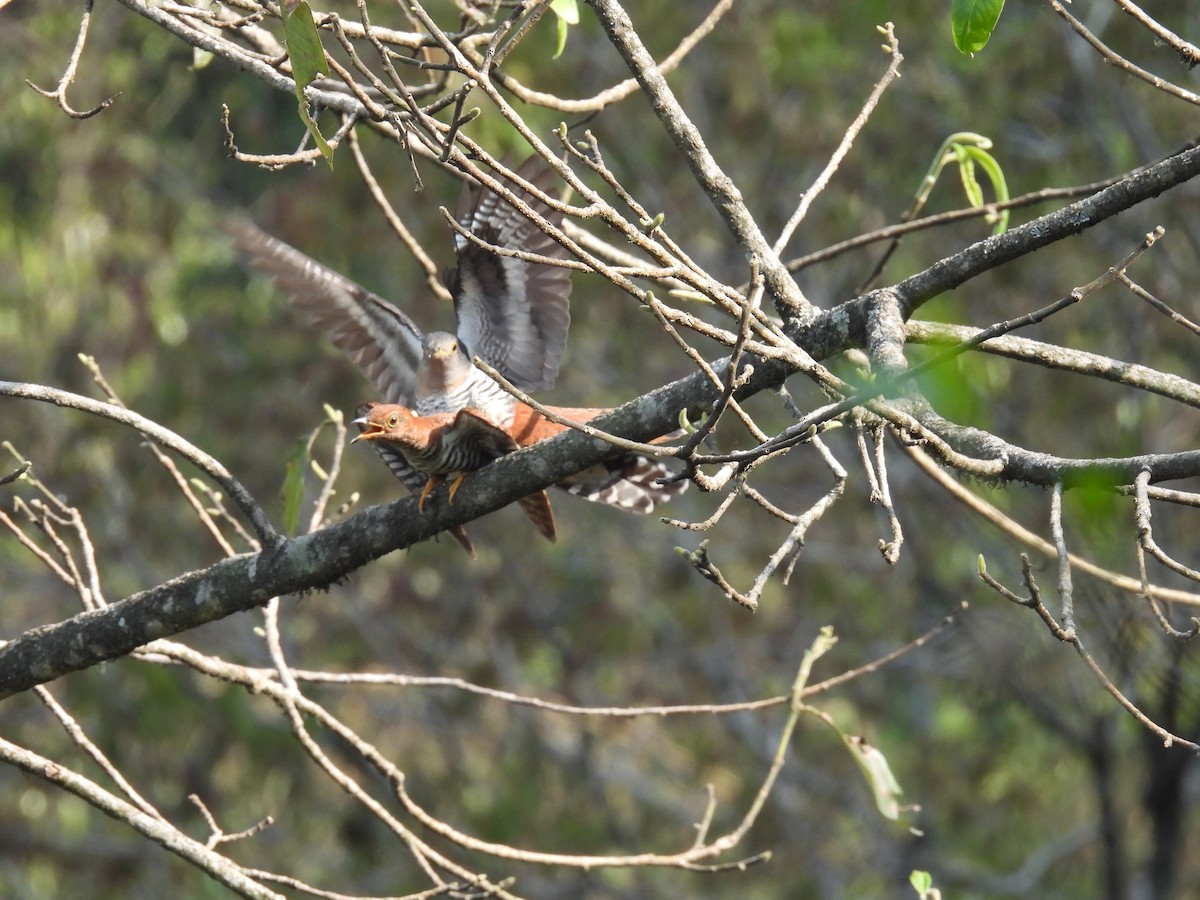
left=447, top=157, right=572, bottom=393
left=230, top=220, right=425, bottom=405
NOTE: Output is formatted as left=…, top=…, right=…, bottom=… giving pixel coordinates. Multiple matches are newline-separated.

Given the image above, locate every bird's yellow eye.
left=386, top=414, right=399, bottom=428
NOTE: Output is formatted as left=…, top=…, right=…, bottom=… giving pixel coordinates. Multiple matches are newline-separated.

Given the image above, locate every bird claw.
left=447, top=472, right=468, bottom=505
left=417, top=477, right=442, bottom=512
left=417, top=474, right=467, bottom=509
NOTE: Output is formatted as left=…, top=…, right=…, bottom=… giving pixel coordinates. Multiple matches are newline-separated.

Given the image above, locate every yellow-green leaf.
left=282, top=1, right=334, bottom=167
left=281, top=437, right=308, bottom=537
left=295, top=99, right=334, bottom=167
left=284, top=1, right=328, bottom=88
left=845, top=734, right=904, bottom=820
left=550, top=0, right=579, bottom=59
left=951, top=143, right=1010, bottom=233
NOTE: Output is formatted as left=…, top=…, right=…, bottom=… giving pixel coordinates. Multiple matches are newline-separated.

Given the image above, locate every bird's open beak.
left=351, top=417, right=382, bottom=443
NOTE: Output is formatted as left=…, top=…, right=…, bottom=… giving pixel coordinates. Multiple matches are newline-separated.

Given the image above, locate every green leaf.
left=284, top=1, right=329, bottom=89
left=953, top=146, right=984, bottom=208
left=282, top=1, right=334, bottom=167
left=952, top=0, right=1005, bottom=55
left=943, top=135, right=1010, bottom=234
left=908, top=132, right=1007, bottom=234
left=910, top=870, right=941, bottom=899
left=295, top=100, right=334, bottom=167
left=281, top=437, right=308, bottom=537
left=678, top=408, right=707, bottom=433
left=550, top=0, right=579, bottom=59
left=551, top=0, right=580, bottom=25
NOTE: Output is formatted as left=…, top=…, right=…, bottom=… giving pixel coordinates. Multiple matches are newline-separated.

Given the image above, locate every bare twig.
left=1049, top=482, right=1077, bottom=639
left=1132, top=470, right=1200, bottom=638
left=773, top=23, right=903, bottom=254
left=0, top=461, right=30, bottom=485
left=1112, top=0, right=1200, bottom=66
left=0, top=381, right=278, bottom=548
left=1118, top=270, right=1200, bottom=336
left=587, top=0, right=812, bottom=320
left=80, top=354, right=242, bottom=556
left=189, top=794, right=275, bottom=851
left=906, top=443, right=1200, bottom=606
left=25, top=0, right=121, bottom=119
left=1049, top=0, right=1200, bottom=104
left=485, top=0, right=736, bottom=113
left=0, top=736, right=282, bottom=899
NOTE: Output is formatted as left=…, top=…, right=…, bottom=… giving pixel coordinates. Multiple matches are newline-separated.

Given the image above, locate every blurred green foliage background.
left=3, top=2, right=1200, bottom=897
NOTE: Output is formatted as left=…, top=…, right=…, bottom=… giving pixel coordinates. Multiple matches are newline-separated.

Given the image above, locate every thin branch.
left=678, top=257, right=766, bottom=454
left=487, top=0, right=736, bottom=113
left=773, top=23, right=902, bottom=254
left=25, top=0, right=121, bottom=119
left=80, top=354, right=241, bottom=556
left=0, top=461, right=30, bottom=485
left=801, top=608, right=964, bottom=698
left=1132, top=471, right=1200, bottom=639
left=242, top=870, right=465, bottom=899
left=1071, top=632, right=1200, bottom=751
left=0, top=736, right=282, bottom=899
left=1118, top=271, right=1200, bottom=336
left=785, top=175, right=1132, bottom=274
left=259, top=596, right=490, bottom=893
left=1, top=468, right=105, bottom=609
left=822, top=144, right=1200, bottom=330
left=305, top=409, right=347, bottom=533
left=905, top=320, right=1200, bottom=411
left=586, top=0, right=812, bottom=320
left=869, top=425, right=903, bottom=564
left=36, top=686, right=168, bottom=822
left=383, top=634, right=840, bottom=870
left=222, top=106, right=358, bottom=170
left=1112, top=0, right=1200, bottom=66
left=188, top=794, right=274, bottom=851
left=901, top=227, right=1165, bottom=387
left=347, top=128, right=454, bottom=302
left=0, top=381, right=278, bottom=548
left=905, top=443, right=1200, bottom=607
left=1049, top=0, right=1200, bottom=105
left=1049, top=482, right=1077, bottom=639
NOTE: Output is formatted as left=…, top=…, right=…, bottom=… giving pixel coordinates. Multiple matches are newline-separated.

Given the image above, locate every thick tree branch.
left=9, top=315, right=1200, bottom=697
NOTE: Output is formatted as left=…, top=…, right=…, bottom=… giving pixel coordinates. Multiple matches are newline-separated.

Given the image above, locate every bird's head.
left=421, top=332, right=466, bottom=363
left=352, top=403, right=420, bottom=444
